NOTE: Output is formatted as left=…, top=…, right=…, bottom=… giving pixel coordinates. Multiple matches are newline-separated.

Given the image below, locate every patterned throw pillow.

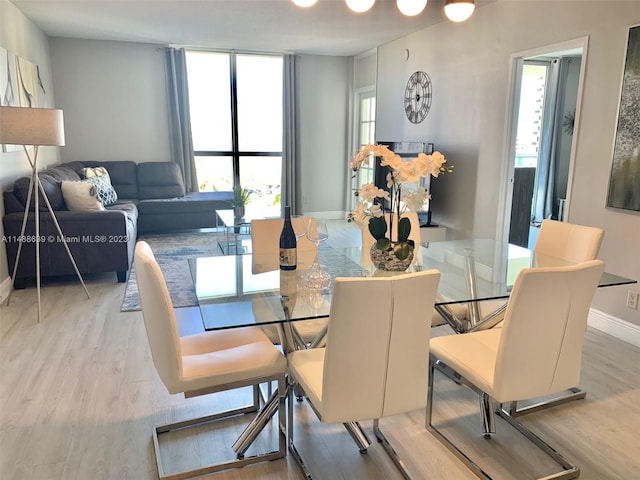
left=79, top=166, right=109, bottom=179
left=84, top=171, right=118, bottom=206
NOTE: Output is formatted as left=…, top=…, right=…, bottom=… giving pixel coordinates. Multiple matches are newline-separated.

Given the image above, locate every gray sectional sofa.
left=3, top=160, right=233, bottom=288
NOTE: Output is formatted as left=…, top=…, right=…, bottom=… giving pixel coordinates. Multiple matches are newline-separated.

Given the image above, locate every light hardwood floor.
left=1, top=220, right=639, bottom=479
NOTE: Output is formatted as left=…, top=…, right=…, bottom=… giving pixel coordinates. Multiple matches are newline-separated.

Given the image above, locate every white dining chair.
left=134, top=241, right=288, bottom=480
left=466, top=219, right=605, bottom=329
left=250, top=216, right=327, bottom=346
left=459, top=219, right=605, bottom=416
left=287, top=270, right=441, bottom=479
left=250, top=216, right=317, bottom=255
left=427, top=259, right=604, bottom=480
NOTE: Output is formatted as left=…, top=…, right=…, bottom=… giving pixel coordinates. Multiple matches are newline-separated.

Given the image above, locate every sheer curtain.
left=165, top=47, right=198, bottom=193
left=282, top=54, right=301, bottom=215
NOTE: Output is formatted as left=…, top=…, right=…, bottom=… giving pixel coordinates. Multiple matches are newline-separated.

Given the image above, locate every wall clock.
left=404, top=71, right=432, bottom=124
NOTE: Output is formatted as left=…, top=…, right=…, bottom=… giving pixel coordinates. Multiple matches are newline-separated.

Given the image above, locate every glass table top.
left=189, top=240, right=636, bottom=331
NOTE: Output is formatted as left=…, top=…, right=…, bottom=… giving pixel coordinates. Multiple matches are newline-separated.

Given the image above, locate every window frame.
left=188, top=51, right=283, bottom=190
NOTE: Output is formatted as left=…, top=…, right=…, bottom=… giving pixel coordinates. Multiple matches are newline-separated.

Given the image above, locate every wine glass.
left=306, top=219, right=329, bottom=249
left=291, top=215, right=307, bottom=241
left=301, top=219, right=331, bottom=289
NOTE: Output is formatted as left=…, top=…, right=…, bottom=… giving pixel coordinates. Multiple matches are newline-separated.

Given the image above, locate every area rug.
left=121, top=231, right=222, bottom=312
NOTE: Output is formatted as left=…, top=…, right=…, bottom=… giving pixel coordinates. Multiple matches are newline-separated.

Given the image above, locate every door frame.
left=497, top=36, right=590, bottom=244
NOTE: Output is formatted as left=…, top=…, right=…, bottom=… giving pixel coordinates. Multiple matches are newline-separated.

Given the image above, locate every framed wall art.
left=1, top=46, right=48, bottom=152
left=607, top=25, right=640, bottom=212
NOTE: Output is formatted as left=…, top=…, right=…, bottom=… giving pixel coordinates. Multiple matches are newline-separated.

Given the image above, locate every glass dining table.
left=187, top=239, right=636, bottom=460
left=189, top=239, right=635, bottom=337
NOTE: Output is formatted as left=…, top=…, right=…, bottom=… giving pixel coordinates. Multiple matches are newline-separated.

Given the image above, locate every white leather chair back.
left=321, top=270, right=440, bottom=423
left=535, top=219, right=604, bottom=263
left=134, top=241, right=183, bottom=394
left=493, top=259, right=604, bottom=402
left=251, top=217, right=317, bottom=255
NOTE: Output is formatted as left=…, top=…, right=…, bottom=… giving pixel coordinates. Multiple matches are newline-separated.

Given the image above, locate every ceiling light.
left=444, top=0, right=475, bottom=22
left=291, top=0, right=318, bottom=7
left=397, top=0, right=427, bottom=16
left=345, top=0, right=376, bottom=13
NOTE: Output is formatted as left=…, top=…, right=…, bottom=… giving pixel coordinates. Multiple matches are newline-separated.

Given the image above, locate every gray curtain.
left=282, top=54, right=301, bottom=215
left=165, top=47, right=198, bottom=193
left=533, top=58, right=570, bottom=223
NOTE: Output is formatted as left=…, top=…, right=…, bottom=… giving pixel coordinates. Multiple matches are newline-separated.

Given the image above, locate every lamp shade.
left=0, top=106, right=65, bottom=146
left=444, top=0, right=475, bottom=22
left=345, top=0, right=375, bottom=13
left=397, top=0, right=427, bottom=16
left=292, top=0, right=318, bottom=6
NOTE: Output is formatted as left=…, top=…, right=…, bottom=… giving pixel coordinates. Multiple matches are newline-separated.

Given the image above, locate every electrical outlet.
left=627, top=291, right=639, bottom=310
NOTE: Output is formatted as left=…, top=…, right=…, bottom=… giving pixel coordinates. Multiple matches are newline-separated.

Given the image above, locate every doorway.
left=502, top=38, right=589, bottom=248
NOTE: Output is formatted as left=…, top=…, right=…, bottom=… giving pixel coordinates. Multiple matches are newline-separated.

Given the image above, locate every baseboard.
left=0, top=276, right=11, bottom=304
left=588, top=308, right=640, bottom=348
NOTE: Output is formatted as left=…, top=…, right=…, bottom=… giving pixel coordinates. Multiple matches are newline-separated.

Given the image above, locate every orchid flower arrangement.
left=348, top=144, right=451, bottom=260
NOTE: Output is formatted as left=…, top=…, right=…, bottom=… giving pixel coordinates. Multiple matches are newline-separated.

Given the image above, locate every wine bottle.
left=279, top=206, right=297, bottom=270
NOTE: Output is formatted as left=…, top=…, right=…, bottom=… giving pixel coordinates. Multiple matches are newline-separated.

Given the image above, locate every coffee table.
left=216, top=210, right=252, bottom=255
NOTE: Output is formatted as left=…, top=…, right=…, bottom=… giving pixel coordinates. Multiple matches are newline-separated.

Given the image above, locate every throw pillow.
left=61, top=181, right=105, bottom=212
left=85, top=174, right=118, bottom=206
left=78, top=166, right=109, bottom=179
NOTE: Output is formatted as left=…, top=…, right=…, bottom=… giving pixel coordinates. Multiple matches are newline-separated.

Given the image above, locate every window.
left=350, top=89, right=376, bottom=210
left=514, top=62, right=548, bottom=168
left=186, top=51, right=283, bottom=218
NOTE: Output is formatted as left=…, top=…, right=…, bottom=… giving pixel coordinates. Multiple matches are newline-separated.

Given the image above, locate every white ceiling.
left=11, top=0, right=491, bottom=56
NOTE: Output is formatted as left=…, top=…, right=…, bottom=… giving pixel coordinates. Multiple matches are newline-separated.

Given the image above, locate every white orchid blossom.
left=348, top=144, right=451, bottom=254
left=352, top=201, right=368, bottom=223
left=402, top=187, right=430, bottom=212
left=358, top=183, right=390, bottom=203
left=369, top=204, right=384, bottom=218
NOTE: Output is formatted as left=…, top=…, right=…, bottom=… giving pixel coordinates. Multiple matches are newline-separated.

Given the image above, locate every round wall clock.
left=404, top=71, right=432, bottom=124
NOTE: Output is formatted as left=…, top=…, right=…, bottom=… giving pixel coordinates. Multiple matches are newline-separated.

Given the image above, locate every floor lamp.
left=0, top=106, right=90, bottom=323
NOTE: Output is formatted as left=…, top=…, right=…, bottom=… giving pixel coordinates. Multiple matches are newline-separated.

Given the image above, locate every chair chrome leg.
left=426, top=359, right=492, bottom=479
left=153, top=380, right=286, bottom=480
left=426, top=360, right=580, bottom=480
left=373, top=419, right=412, bottom=480
left=507, top=387, right=587, bottom=417
left=344, top=421, right=370, bottom=453
left=479, top=393, right=495, bottom=437
left=232, top=387, right=280, bottom=457
left=497, top=408, right=579, bottom=479
left=288, top=381, right=314, bottom=479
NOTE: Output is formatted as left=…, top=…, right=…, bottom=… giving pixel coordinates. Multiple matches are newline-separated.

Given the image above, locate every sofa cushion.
left=61, top=180, right=105, bottom=212
left=105, top=201, right=139, bottom=223
left=13, top=165, right=81, bottom=211
left=137, top=162, right=186, bottom=200
left=136, top=191, right=234, bottom=215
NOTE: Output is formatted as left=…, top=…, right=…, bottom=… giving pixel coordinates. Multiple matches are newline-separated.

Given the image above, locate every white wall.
left=376, top=0, right=640, bottom=326
left=50, top=38, right=171, bottom=163
left=0, top=0, right=58, bottom=292
left=297, top=54, right=350, bottom=215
